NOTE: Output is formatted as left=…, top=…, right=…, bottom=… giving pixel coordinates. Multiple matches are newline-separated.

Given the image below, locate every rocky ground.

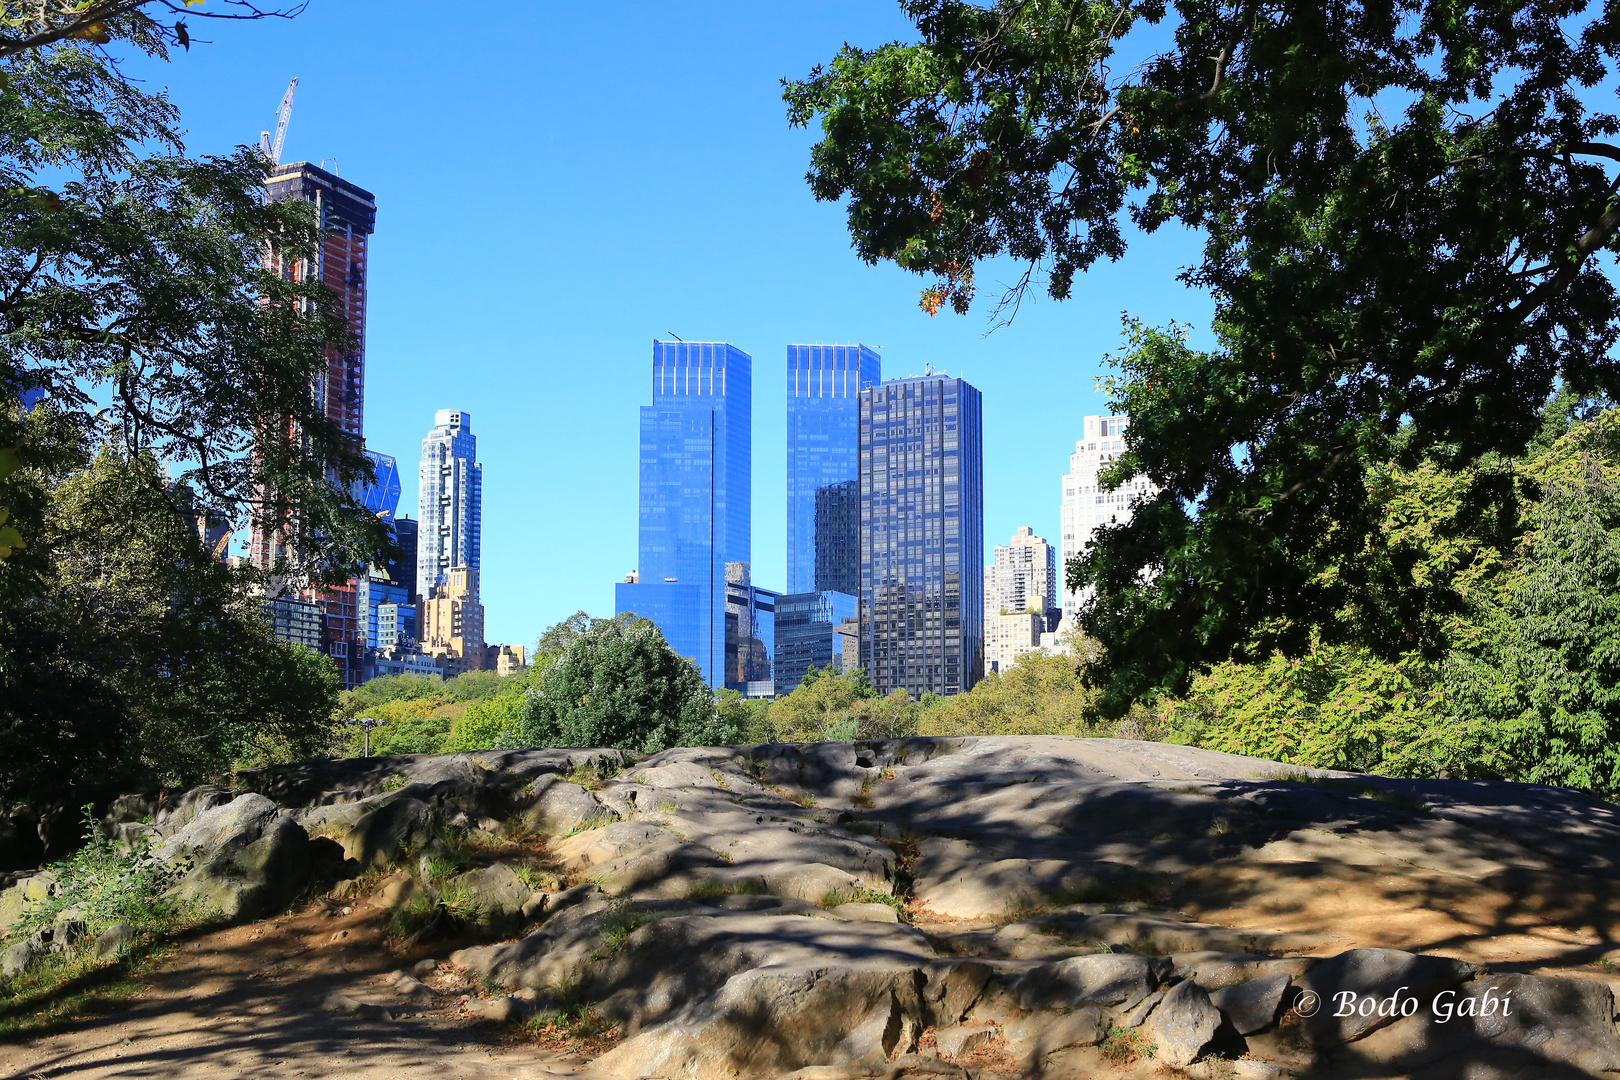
left=6, top=735, right=1620, bottom=1079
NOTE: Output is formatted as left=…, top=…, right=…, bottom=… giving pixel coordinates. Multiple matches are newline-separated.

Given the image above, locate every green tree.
left=767, top=667, right=917, bottom=742
left=515, top=620, right=720, bottom=753
left=0, top=21, right=387, bottom=582
left=788, top=0, right=1620, bottom=712
left=921, top=651, right=1099, bottom=738
left=1442, top=412, right=1620, bottom=794
left=0, top=433, right=338, bottom=797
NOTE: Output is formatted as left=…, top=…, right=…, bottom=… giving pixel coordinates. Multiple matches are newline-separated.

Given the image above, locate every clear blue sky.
left=127, top=1, right=1214, bottom=649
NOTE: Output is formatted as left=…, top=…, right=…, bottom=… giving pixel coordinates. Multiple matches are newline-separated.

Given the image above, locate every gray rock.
left=411, top=958, right=438, bottom=976
left=1145, top=978, right=1220, bottom=1066
left=1209, top=972, right=1292, bottom=1034
left=1035, top=1006, right=1108, bottom=1054
left=933, top=1023, right=994, bottom=1061
left=156, top=785, right=232, bottom=833
left=340, top=796, right=435, bottom=869
left=161, top=798, right=323, bottom=921
left=1342, top=972, right=1620, bottom=1075
left=89, top=923, right=139, bottom=961
left=518, top=776, right=617, bottom=836
left=0, top=934, right=41, bottom=976
left=922, top=959, right=994, bottom=1027
left=451, top=890, right=616, bottom=991
left=1015, top=952, right=1168, bottom=1011
left=831, top=902, right=898, bottom=923
left=1296, top=948, right=1477, bottom=1046
left=1043, top=911, right=1316, bottom=955
left=446, top=862, right=529, bottom=933
left=1117, top=986, right=1165, bottom=1027
left=593, top=963, right=923, bottom=1080
left=1171, top=951, right=1318, bottom=989
left=320, top=992, right=394, bottom=1021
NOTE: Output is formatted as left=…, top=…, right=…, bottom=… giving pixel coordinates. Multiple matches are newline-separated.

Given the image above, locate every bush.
left=515, top=619, right=719, bottom=752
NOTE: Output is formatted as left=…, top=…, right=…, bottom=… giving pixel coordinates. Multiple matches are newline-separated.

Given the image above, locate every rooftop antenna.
left=258, top=77, right=298, bottom=165
left=667, top=331, right=684, bottom=342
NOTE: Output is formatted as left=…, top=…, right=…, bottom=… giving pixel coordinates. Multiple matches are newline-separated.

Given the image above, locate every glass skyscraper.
left=616, top=341, right=752, bottom=687
left=859, top=373, right=984, bottom=697
left=786, top=344, right=880, bottom=594
left=774, top=589, right=859, bottom=695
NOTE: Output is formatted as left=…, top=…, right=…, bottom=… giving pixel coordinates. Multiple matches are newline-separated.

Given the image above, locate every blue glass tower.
left=860, top=373, right=984, bottom=697
left=354, top=450, right=402, bottom=519
left=786, top=344, right=881, bottom=594
left=616, top=341, right=752, bottom=687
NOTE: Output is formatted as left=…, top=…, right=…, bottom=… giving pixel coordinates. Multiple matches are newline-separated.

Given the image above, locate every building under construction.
left=250, top=160, right=378, bottom=688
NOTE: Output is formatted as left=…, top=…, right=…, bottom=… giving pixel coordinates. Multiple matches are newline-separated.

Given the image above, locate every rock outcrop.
left=8, top=735, right=1620, bottom=1079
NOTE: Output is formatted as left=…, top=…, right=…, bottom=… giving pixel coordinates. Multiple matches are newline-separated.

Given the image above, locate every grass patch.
left=587, top=899, right=665, bottom=960
left=684, top=878, right=766, bottom=901
left=0, top=808, right=207, bottom=1039
left=0, top=929, right=184, bottom=1039
left=817, top=886, right=904, bottom=914
left=563, top=761, right=620, bottom=791
left=379, top=775, right=409, bottom=792
left=516, top=980, right=619, bottom=1052
left=1098, top=1024, right=1156, bottom=1065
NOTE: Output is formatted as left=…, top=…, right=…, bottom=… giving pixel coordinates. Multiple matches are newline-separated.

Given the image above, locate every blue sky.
left=127, top=1, right=1213, bottom=649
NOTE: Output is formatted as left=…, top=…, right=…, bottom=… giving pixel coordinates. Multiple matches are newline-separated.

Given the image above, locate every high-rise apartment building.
left=1059, top=414, right=1160, bottom=627
left=250, top=163, right=376, bottom=688
left=423, top=565, right=486, bottom=678
left=786, top=344, right=880, bottom=595
left=418, top=410, right=482, bottom=597
left=984, top=526, right=1060, bottom=673
left=858, top=373, right=984, bottom=697
left=725, top=563, right=777, bottom=693
left=615, top=341, right=752, bottom=687
left=986, top=526, right=1059, bottom=618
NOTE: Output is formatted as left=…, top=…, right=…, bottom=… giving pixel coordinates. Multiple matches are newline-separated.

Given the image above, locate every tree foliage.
left=1163, top=405, right=1620, bottom=797
left=515, top=619, right=720, bottom=753
left=0, top=25, right=387, bottom=580
left=0, top=420, right=338, bottom=799
left=788, top=0, right=1620, bottom=711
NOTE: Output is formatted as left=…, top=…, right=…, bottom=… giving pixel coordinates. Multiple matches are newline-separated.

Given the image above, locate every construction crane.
left=258, top=77, right=298, bottom=165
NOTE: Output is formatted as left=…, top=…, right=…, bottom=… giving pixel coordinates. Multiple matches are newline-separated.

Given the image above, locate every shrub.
left=515, top=619, right=720, bottom=752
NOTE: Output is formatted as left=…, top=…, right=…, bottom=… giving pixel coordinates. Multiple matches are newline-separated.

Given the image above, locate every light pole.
left=342, top=716, right=387, bottom=757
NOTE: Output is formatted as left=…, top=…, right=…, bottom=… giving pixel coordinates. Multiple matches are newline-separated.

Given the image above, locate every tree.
left=0, top=21, right=387, bottom=581
left=766, top=667, right=917, bottom=742
left=515, top=620, right=720, bottom=753
left=0, top=426, right=338, bottom=798
left=787, top=0, right=1620, bottom=711
left=920, top=651, right=1098, bottom=738
left=1442, top=411, right=1620, bottom=794
left=0, top=1, right=303, bottom=62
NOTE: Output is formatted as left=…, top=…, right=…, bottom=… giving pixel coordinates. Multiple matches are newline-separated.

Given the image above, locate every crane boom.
left=269, top=77, right=297, bottom=165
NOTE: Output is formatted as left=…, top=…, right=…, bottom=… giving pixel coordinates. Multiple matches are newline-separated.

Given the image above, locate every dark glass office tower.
left=859, top=374, right=984, bottom=697
left=616, top=341, right=752, bottom=687
left=786, top=345, right=880, bottom=594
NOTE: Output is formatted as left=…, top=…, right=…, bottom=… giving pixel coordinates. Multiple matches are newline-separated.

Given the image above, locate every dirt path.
left=1, top=900, right=590, bottom=1080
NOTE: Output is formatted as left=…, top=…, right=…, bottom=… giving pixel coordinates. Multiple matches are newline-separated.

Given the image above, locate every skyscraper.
left=418, top=409, right=482, bottom=597
left=252, top=162, right=376, bottom=688
left=986, top=526, right=1059, bottom=619
left=615, top=341, right=751, bottom=687
left=786, top=344, right=880, bottom=594
left=1059, top=414, right=1160, bottom=627
left=984, top=526, right=1060, bottom=673
left=859, top=373, right=984, bottom=697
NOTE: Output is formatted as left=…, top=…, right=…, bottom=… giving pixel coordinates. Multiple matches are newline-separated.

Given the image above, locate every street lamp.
left=342, top=716, right=387, bottom=757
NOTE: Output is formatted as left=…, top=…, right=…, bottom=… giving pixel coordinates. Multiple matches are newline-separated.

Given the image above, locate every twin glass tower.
left=617, top=340, right=984, bottom=698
